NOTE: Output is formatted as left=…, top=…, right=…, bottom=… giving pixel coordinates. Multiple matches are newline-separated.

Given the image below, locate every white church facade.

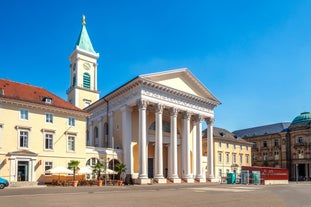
left=69, top=16, right=221, bottom=184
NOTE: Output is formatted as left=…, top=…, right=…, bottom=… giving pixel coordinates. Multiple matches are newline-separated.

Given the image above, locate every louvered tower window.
left=83, top=72, right=91, bottom=89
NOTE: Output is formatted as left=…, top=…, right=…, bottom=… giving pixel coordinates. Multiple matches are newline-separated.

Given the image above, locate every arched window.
left=83, top=72, right=91, bottom=89
left=149, top=121, right=180, bottom=134
left=86, top=157, right=100, bottom=166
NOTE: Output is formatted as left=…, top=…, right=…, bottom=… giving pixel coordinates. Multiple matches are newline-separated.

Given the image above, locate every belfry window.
left=83, top=72, right=91, bottom=89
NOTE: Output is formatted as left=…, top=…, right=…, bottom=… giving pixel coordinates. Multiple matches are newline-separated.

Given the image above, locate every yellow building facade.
left=203, top=127, right=252, bottom=182
left=0, top=79, right=89, bottom=184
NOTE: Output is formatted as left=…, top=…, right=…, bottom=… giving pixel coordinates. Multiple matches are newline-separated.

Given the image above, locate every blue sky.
left=1, top=0, right=311, bottom=131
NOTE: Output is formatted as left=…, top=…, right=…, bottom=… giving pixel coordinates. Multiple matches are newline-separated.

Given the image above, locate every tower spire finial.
left=82, top=15, right=86, bottom=25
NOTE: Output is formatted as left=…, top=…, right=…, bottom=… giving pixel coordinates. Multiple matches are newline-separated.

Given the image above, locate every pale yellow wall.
left=0, top=102, right=88, bottom=181
left=157, top=77, right=200, bottom=96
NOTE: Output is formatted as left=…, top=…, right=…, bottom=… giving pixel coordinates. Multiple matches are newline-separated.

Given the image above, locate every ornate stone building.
left=234, top=112, right=311, bottom=181
left=67, top=16, right=221, bottom=184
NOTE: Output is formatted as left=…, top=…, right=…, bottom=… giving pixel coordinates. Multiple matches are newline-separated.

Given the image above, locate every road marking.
left=189, top=186, right=261, bottom=193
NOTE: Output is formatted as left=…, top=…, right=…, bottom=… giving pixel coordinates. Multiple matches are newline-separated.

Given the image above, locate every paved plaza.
left=1, top=182, right=311, bottom=207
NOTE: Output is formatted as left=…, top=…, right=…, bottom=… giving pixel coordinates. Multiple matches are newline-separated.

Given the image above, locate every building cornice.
left=0, top=97, right=89, bottom=118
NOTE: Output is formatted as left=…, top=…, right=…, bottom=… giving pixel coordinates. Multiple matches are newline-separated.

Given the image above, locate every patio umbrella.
left=105, top=168, right=117, bottom=174
left=45, top=166, right=73, bottom=181
left=78, top=166, right=93, bottom=174
left=45, top=166, right=73, bottom=174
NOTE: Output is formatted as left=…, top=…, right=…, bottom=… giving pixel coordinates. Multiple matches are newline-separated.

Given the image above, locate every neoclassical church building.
left=69, top=16, right=221, bottom=184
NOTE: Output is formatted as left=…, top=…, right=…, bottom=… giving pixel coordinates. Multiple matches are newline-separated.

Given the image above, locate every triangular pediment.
left=8, top=149, right=38, bottom=157
left=140, top=68, right=220, bottom=103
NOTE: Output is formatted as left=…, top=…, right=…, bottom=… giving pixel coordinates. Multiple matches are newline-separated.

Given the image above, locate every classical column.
left=182, top=112, right=193, bottom=183
left=192, top=119, right=197, bottom=178
left=121, top=106, right=133, bottom=177
left=195, top=115, right=205, bottom=182
left=206, top=117, right=215, bottom=181
left=169, top=108, right=181, bottom=183
left=98, top=117, right=103, bottom=147
left=108, top=112, right=114, bottom=148
left=88, top=121, right=94, bottom=146
left=154, top=104, right=166, bottom=183
left=138, top=99, right=149, bottom=184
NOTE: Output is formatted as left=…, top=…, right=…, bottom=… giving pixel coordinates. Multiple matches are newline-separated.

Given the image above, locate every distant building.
left=0, top=79, right=89, bottom=183
left=203, top=127, right=252, bottom=181
left=234, top=112, right=311, bottom=181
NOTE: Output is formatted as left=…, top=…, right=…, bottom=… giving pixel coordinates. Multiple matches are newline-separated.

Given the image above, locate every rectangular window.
left=226, top=153, right=229, bottom=163
left=253, top=153, right=256, bottom=161
left=218, top=169, right=222, bottom=177
left=263, top=152, right=268, bottom=161
left=233, top=144, right=236, bottom=149
left=246, top=146, right=249, bottom=151
left=246, top=155, right=249, bottom=164
left=218, top=152, right=222, bottom=163
left=45, top=113, right=53, bottom=123
left=240, top=145, right=242, bottom=150
left=20, top=109, right=29, bottom=120
left=68, top=117, right=75, bottom=126
left=263, top=140, right=267, bottom=148
left=239, top=155, right=243, bottom=164
left=233, top=154, right=236, bottom=163
left=226, top=143, right=229, bottom=149
left=218, top=141, right=221, bottom=148
left=274, top=139, right=279, bottom=147
left=253, top=142, right=257, bottom=148
left=19, top=130, right=29, bottom=148
left=45, top=161, right=53, bottom=175
left=45, top=133, right=53, bottom=150
left=67, top=136, right=75, bottom=152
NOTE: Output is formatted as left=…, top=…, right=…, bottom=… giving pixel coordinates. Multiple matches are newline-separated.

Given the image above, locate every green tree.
left=114, top=163, right=127, bottom=181
left=92, top=163, right=106, bottom=180
left=68, top=160, right=80, bottom=181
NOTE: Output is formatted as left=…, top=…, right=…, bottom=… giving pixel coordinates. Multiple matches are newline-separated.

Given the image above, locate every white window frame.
left=226, top=143, right=229, bottom=149
left=218, top=141, right=221, bottom=148
left=68, top=117, right=75, bottom=127
left=246, top=155, right=249, bottom=164
left=218, top=152, right=222, bottom=163
left=19, top=108, right=29, bottom=120
left=239, top=154, right=243, bottom=164
left=67, top=136, right=75, bottom=152
left=226, top=153, right=229, bottom=163
left=19, top=129, right=29, bottom=148
left=45, top=113, right=53, bottom=123
left=233, top=154, right=236, bottom=164
left=44, top=133, right=54, bottom=150
left=44, top=161, right=53, bottom=175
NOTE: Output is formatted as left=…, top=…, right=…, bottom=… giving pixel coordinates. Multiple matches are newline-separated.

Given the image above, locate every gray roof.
left=233, top=122, right=290, bottom=138
left=203, top=127, right=249, bottom=143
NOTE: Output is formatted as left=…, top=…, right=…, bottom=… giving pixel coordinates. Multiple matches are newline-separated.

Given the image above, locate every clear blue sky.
left=1, top=0, right=311, bottom=131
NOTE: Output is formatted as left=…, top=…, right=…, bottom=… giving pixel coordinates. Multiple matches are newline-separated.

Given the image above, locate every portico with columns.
left=85, top=69, right=220, bottom=184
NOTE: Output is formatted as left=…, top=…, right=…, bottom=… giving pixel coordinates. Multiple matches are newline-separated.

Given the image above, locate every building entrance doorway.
left=148, top=158, right=154, bottom=178
left=18, top=161, right=29, bottom=181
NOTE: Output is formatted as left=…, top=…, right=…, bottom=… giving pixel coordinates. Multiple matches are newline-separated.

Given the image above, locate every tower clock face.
left=83, top=62, right=91, bottom=70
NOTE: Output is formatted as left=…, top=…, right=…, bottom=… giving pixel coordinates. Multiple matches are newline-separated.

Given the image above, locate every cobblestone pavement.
left=0, top=182, right=310, bottom=207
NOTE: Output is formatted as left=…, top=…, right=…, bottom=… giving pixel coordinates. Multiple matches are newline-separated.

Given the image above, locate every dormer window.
left=42, top=97, right=53, bottom=104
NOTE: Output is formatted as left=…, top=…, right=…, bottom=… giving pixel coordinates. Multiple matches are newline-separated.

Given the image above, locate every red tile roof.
left=0, top=79, right=84, bottom=113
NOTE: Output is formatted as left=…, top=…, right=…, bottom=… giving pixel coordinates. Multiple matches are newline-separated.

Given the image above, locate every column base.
left=196, top=178, right=206, bottom=183
left=183, top=178, right=194, bottom=183
left=169, top=178, right=181, bottom=183
left=207, top=177, right=219, bottom=182
left=154, top=178, right=167, bottom=184
left=136, top=178, right=151, bottom=185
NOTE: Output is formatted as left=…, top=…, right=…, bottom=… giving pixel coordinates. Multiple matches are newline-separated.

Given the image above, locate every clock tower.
left=67, top=15, right=100, bottom=109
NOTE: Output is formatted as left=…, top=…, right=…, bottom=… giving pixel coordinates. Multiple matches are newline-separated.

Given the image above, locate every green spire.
left=75, top=15, right=96, bottom=53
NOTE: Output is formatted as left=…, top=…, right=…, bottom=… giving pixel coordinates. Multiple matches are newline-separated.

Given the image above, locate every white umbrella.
left=105, top=168, right=117, bottom=174
left=45, top=166, right=73, bottom=174
left=78, top=166, right=93, bottom=174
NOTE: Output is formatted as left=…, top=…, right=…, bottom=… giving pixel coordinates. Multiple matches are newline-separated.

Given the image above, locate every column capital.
left=169, top=107, right=178, bottom=116
left=155, top=104, right=164, bottom=113
left=205, top=117, right=214, bottom=125
left=182, top=111, right=191, bottom=120
left=137, top=99, right=148, bottom=109
left=194, top=114, right=203, bottom=123
left=121, top=105, right=133, bottom=112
